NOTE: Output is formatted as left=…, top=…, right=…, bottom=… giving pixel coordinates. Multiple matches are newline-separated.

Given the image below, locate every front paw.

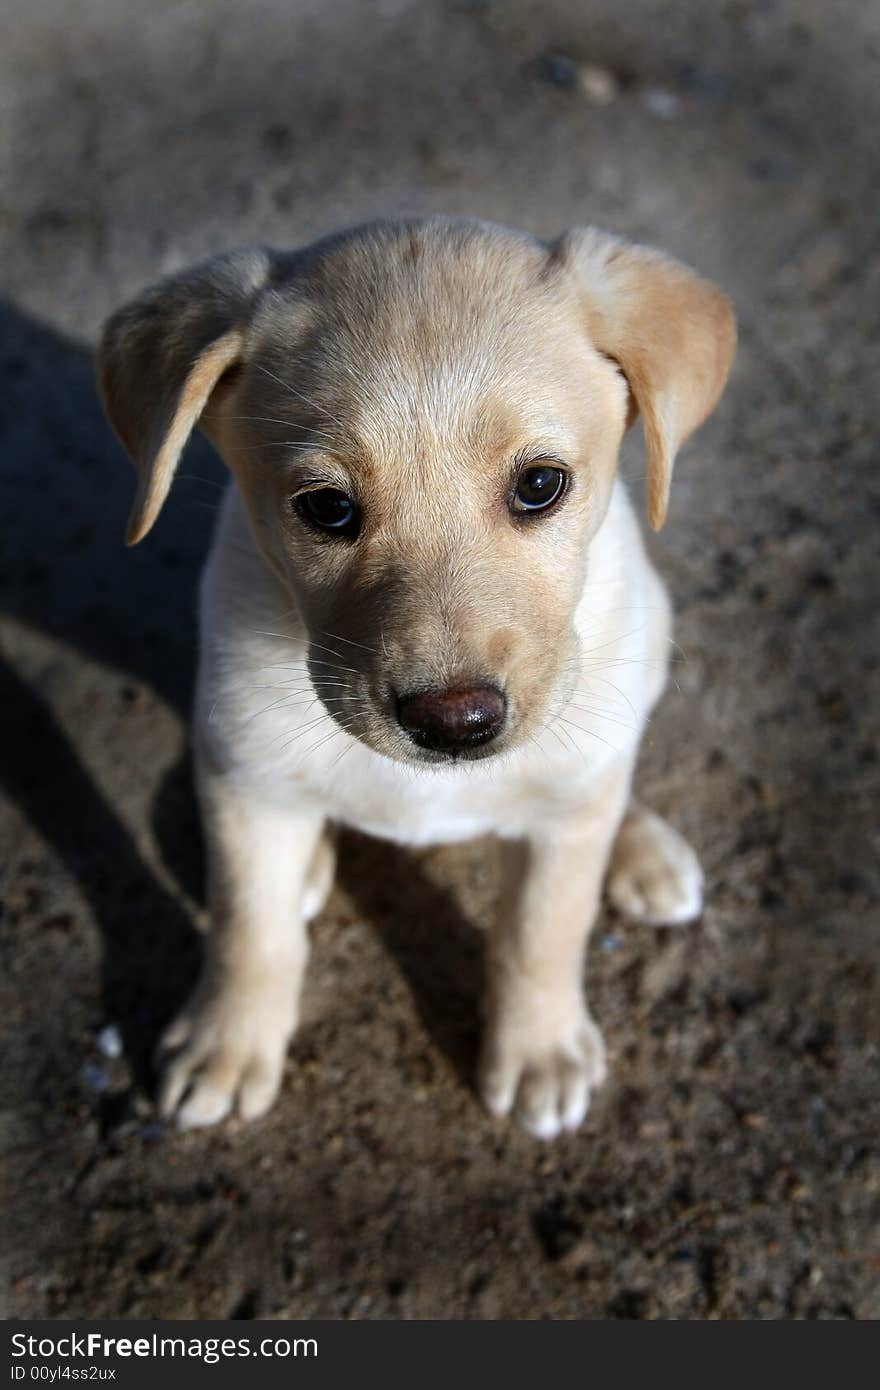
left=479, top=1008, right=607, bottom=1140
left=157, top=978, right=295, bottom=1129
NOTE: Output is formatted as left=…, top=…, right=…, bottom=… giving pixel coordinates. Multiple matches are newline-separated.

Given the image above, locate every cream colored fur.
left=99, top=217, right=734, bottom=1138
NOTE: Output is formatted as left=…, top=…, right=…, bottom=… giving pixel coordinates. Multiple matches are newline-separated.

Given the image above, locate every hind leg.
left=605, top=802, right=703, bottom=926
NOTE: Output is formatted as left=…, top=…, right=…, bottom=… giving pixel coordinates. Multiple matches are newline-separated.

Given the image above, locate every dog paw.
left=479, top=1011, right=607, bottom=1139
left=606, top=806, right=703, bottom=926
left=157, top=983, right=294, bottom=1129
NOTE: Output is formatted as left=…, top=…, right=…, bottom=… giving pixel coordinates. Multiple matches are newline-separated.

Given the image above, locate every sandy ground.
left=1, top=0, right=878, bottom=1319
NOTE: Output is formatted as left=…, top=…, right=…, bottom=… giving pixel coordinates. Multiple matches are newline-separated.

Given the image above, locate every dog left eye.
left=511, top=464, right=567, bottom=514
left=295, top=487, right=360, bottom=539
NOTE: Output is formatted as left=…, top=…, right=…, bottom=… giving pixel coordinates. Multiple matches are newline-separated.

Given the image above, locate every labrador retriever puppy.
left=99, top=218, right=735, bottom=1138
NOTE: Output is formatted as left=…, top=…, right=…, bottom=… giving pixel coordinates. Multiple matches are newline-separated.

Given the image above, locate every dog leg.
left=605, top=802, right=703, bottom=926
left=158, top=762, right=324, bottom=1128
left=480, top=763, right=631, bottom=1139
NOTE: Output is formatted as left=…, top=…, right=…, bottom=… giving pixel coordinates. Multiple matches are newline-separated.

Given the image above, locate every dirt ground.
left=1, top=0, right=878, bottom=1320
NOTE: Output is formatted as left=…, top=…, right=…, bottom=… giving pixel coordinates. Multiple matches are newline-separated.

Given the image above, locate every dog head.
left=99, top=218, right=734, bottom=765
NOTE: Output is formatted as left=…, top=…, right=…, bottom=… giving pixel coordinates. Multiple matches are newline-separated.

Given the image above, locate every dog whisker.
left=566, top=703, right=639, bottom=734
left=250, top=628, right=310, bottom=643
left=319, top=627, right=376, bottom=655
left=248, top=684, right=351, bottom=702
left=555, top=713, right=618, bottom=754
left=535, top=715, right=569, bottom=764
left=244, top=692, right=322, bottom=725
left=222, top=413, right=316, bottom=430
left=251, top=664, right=350, bottom=681
left=251, top=364, right=351, bottom=434
left=177, top=472, right=229, bottom=491
left=273, top=710, right=336, bottom=754
left=305, top=640, right=363, bottom=674
left=250, top=635, right=361, bottom=676
left=250, top=666, right=352, bottom=687
left=571, top=674, right=637, bottom=718
left=549, top=714, right=591, bottom=770
left=579, top=622, right=650, bottom=659
left=246, top=684, right=321, bottom=695
left=327, top=736, right=358, bottom=774
left=220, top=413, right=341, bottom=448
left=295, top=713, right=363, bottom=766
left=220, top=439, right=336, bottom=455
left=581, top=656, right=676, bottom=670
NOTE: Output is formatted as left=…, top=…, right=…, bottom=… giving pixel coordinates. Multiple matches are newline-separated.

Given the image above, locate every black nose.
left=396, top=684, right=507, bottom=753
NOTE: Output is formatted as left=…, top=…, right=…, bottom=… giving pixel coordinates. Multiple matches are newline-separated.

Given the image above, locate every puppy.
left=99, top=218, right=735, bottom=1139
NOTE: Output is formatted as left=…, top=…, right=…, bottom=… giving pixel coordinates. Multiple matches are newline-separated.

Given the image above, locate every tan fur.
left=98, top=218, right=734, bottom=1137
left=556, top=228, right=736, bottom=529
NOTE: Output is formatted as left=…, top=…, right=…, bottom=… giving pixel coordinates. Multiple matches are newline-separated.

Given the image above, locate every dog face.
left=218, top=229, right=630, bottom=764
left=99, top=219, right=734, bottom=765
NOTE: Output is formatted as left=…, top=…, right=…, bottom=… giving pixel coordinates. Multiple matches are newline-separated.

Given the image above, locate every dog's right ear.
left=98, top=249, right=273, bottom=545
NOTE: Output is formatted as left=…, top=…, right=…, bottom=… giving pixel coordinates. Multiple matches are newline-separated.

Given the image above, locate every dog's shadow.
left=0, top=300, right=485, bottom=1094
left=1, top=301, right=210, bottom=1083
left=337, top=830, right=486, bottom=1086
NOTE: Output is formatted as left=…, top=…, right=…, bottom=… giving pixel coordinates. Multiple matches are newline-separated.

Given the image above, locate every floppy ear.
left=555, top=228, right=736, bottom=530
left=98, top=248, right=272, bottom=544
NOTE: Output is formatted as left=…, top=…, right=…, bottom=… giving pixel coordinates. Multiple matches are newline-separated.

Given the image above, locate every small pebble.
left=576, top=63, right=619, bottom=105
left=96, top=1024, right=123, bottom=1059
left=601, top=933, right=623, bottom=953
left=542, top=53, right=620, bottom=105
left=809, top=1097, right=828, bottom=1139
left=81, top=1063, right=109, bottom=1095
left=542, top=53, right=579, bottom=89
left=643, top=86, right=681, bottom=118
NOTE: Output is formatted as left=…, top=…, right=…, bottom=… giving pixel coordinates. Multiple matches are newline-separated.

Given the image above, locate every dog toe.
left=156, top=989, right=292, bottom=1129
left=480, top=1014, right=606, bottom=1139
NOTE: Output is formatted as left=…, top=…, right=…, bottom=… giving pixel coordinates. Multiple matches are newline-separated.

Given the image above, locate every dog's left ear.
left=98, top=248, right=273, bottom=545
left=555, top=228, right=736, bottom=529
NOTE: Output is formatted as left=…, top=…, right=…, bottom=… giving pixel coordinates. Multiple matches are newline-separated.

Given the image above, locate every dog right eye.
left=294, top=488, right=361, bottom=540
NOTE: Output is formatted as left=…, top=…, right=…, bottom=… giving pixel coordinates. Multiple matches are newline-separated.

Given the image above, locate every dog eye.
left=511, top=464, right=567, bottom=514
left=295, top=488, right=360, bottom=539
